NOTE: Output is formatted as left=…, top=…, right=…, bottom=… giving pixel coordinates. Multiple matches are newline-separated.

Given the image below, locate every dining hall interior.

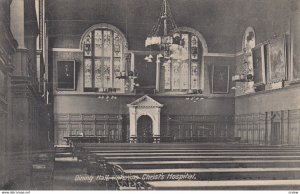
left=1, top=0, right=300, bottom=190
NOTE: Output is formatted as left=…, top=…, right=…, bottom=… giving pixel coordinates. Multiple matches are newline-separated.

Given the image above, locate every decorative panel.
left=95, top=124, right=105, bottom=136
left=191, top=35, right=198, bottom=60
left=181, top=62, right=189, bottom=89
left=82, top=114, right=95, bottom=121
left=195, top=124, right=205, bottom=136
left=236, top=29, right=256, bottom=96
left=56, top=130, right=68, bottom=145
left=70, top=123, right=80, bottom=130
left=172, top=61, right=180, bottom=90
left=266, top=35, right=286, bottom=84
left=69, top=114, right=81, bottom=121
left=95, top=114, right=108, bottom=121
left=292, top=14, right=300, bottom=80
left=181, top=34, right=189, bottom=60
left=203, top=124, right=214, bottom=136
left=108, top=124, right=118, bottom=140
left=82, top=27, right=127, bottom=92
left=113, top=33, right=122, bottom=58
left=114, top=58, right=121, bottom=89
left=83, top=124, right=94, bottom=136
left=57, top=61, right=76, bottom=90
left=55, top=114, right=69, bottom=121
left=191, top=62, right=198, bottom=89
left=83, top=32, right=92, bottom=56
left=94, top=30, right=103, bottom=57
left=56, top=123, right=68, bottom=144
left=103, top=58, right=111, bottom=88
left=212, top=65, right=229, bottom=94
left=94, top=59, right=102, bottom=88
left=252, top=44, right=266, bottom=86
left=103, top=30, right=112, bottom=57
left=84, top=59, right=92, bottom=88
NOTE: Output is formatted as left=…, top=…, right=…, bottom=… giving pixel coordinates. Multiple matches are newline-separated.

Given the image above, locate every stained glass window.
left=103, top=58, right=111, bottom=88
left=94, top=60, right=102, bottom=88
left=103, top=30, right=112, bottom=57
left=181, top=62, right=189, bottom=89
left=114, top=58, right=122, bottom=89
left=191, top=62, right=198, bottom=89
left=84, top=59, right=92, bottom=88
left=83, top=27, right=126, bottom=92
left=235, top=27, right=256, bottom=96
left=162, top=32, right=201, bottom=92
left=114, top=33, right=121, bottom=58
left=83, top=32, right=92, bottom=57
left=94, top=30, right=102, bottom=57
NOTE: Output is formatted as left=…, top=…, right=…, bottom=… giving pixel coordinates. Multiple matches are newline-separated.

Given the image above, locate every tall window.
left=82, top=26, right=127, bottom=92
left=162, top=32, right=202, bottom=92
left=236, top=27, right=256, bottom=95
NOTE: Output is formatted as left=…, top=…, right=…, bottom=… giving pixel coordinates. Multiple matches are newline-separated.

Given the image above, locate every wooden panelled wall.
left=54, top=113, right=234, bottom=145
left=54, top=114, right=124, bottom=145
left=235, top=109, right=300, bottom=145
left=161, top=115, right=234, bottom=141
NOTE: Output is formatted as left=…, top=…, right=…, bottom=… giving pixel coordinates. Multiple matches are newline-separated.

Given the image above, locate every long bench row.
left=72, top=143, right=300, bottom=190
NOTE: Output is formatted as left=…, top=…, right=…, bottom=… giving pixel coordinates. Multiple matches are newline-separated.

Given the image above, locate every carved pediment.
left=127, top=95, right=163, bottom=108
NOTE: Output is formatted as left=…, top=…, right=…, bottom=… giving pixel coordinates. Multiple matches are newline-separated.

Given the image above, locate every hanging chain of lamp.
left=145, top=0, right=182, bottom=62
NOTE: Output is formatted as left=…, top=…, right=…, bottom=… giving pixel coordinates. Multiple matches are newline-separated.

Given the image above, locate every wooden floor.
left=54, top=143, right=300, bottom=190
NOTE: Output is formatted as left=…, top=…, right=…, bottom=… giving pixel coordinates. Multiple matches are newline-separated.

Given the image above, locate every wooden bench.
left=73, top=142, right=300, bottom=149
left=90, top=151, right=300, bottom=157
left=108, top=159, right=300, bottom=169
left=147, top=179, right=300, bottom=190
left=89, top=149, right=300, bottom=153
left=66, top=143, right=300, bottom=190
left=123, top=167, right=300, bottom=180
left=100, top=155, right=300, bottom=162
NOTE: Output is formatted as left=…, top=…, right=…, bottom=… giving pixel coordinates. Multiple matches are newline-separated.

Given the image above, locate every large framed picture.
left=267, top=34, right=287, bottom=84
left=291, top=15, right=300, bottom=81
left=252, top=43, right=266, bottom=86
left=212, top=65, right=229, bottom=94
left=57, top=60, right=76, bottom=90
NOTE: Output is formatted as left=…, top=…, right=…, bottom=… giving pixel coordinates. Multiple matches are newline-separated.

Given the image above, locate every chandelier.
left=98, top=95, right=117, bottom=102
left=145, top=0, right=182, bottom=62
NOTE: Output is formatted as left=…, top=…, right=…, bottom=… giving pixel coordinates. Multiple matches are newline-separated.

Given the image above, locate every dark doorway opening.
left=137, top=115, right=153, bottom=143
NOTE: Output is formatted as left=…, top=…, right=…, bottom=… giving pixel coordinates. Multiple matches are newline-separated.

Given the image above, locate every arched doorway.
left=137, top=115, right=153, bottom=143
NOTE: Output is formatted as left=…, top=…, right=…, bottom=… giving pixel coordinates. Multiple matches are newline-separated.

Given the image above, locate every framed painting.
left=252, top=43, right=266, bottom=86
left=57, top=60, right=76, bottom=91
left=212, top=65, right=229, bottom=94
left=267, top=34, right=287, bottom=84
left=291, top=15, right=300, bottom=81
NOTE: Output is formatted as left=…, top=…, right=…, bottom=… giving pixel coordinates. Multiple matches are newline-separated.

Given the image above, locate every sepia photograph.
left=1, top=0, right=300, bottom=193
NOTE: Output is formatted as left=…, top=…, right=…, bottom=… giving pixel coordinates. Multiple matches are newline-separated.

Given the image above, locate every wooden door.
left=137, top=115, right=153, bottom=143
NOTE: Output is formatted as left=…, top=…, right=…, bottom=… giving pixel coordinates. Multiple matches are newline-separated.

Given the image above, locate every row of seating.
left=73, top=143, right=300, bottom=190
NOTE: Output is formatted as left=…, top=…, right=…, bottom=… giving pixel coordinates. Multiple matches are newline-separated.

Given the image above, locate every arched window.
left=81, top=24, right=128, bottom=93
left=160, top=29, right=205, bottom=93
left=236, top=27, right=256, bottom=95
